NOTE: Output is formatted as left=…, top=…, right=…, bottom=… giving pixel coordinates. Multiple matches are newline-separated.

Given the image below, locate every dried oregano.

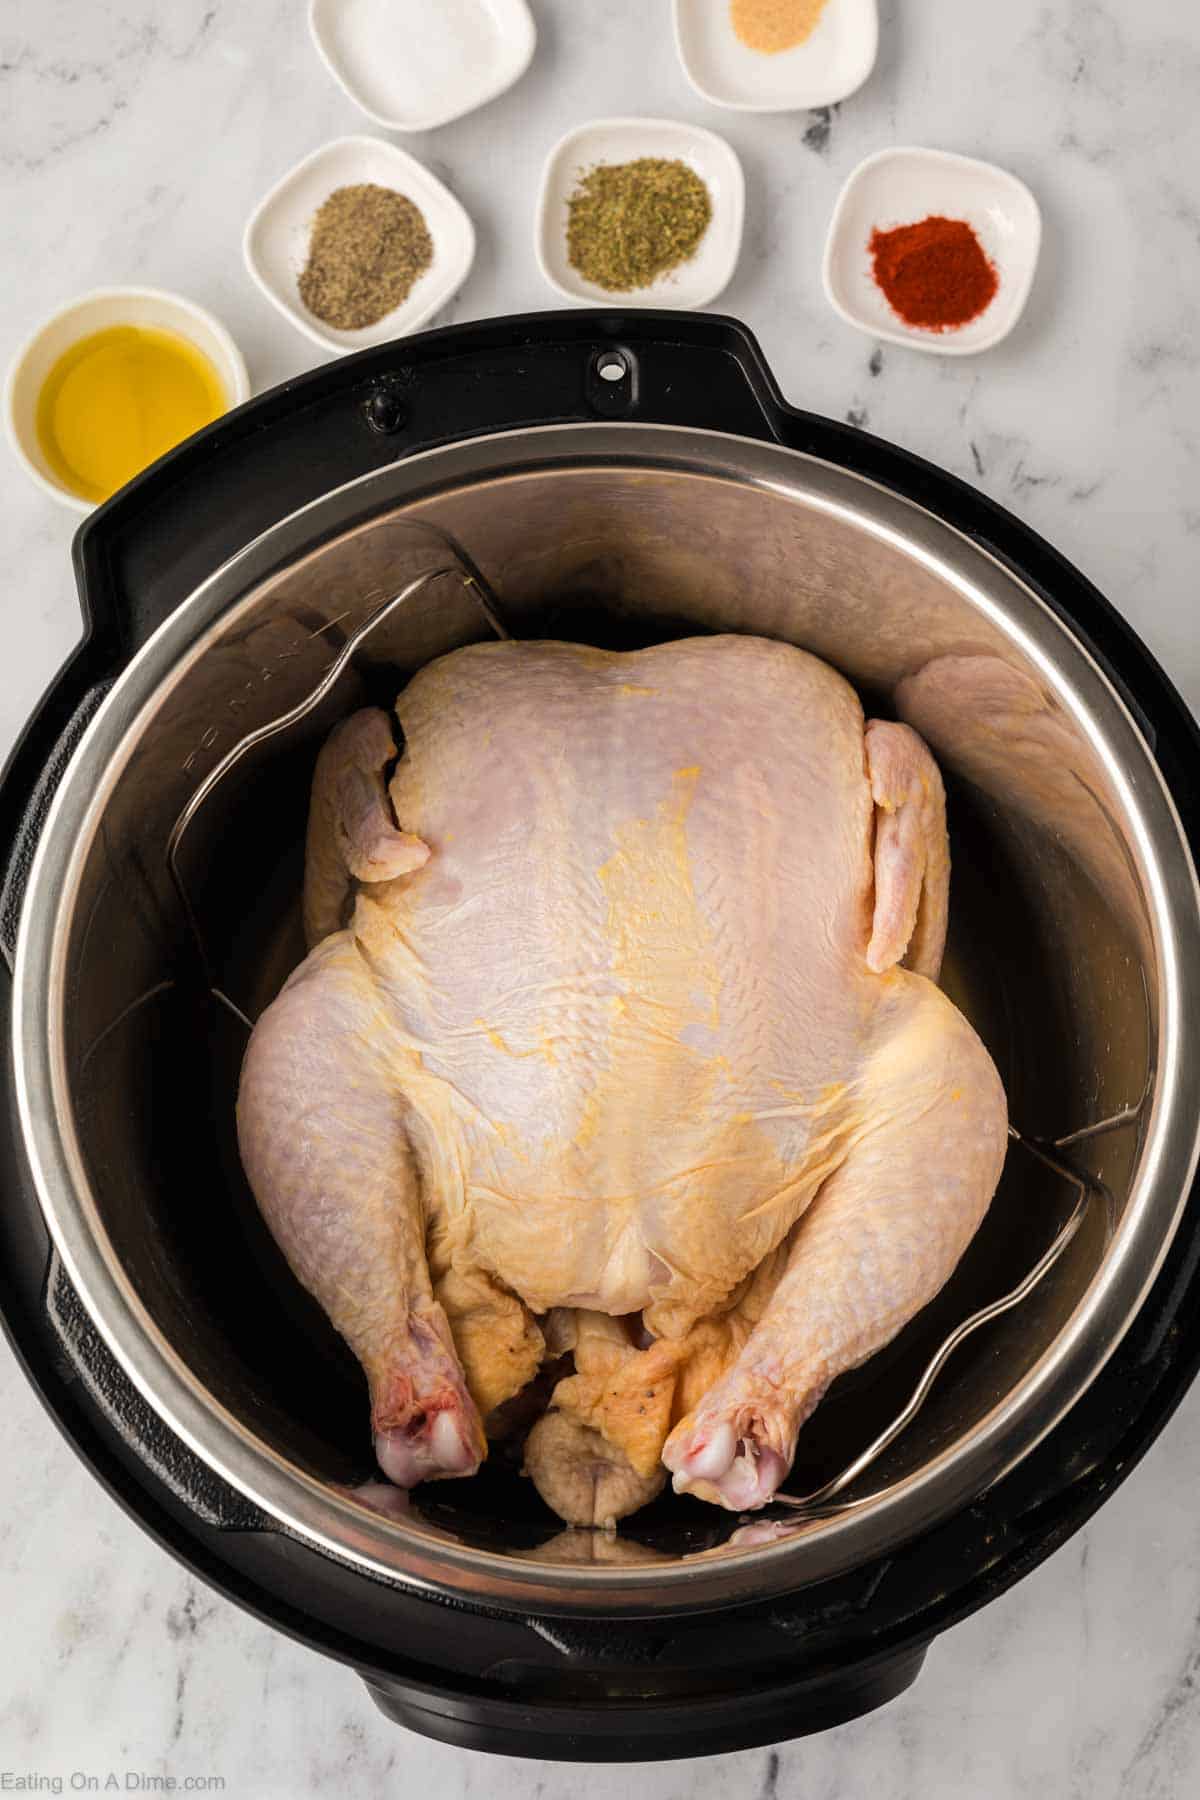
left=565, top=158, right=712, bottom=292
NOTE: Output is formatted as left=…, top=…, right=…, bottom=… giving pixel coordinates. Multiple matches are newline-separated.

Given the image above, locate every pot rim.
left=14, top=421, right=1200, bottom=1615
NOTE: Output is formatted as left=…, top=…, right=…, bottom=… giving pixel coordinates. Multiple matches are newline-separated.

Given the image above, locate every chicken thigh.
left=237, top=635, right=1007, bottom=1520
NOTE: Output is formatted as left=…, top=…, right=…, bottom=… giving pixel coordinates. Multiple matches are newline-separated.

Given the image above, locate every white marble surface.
left=3, top=0, right=1200, bottom=1791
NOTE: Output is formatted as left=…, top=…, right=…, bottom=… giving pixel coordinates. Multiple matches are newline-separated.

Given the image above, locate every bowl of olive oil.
left=5, top=287, right=249, bottom=512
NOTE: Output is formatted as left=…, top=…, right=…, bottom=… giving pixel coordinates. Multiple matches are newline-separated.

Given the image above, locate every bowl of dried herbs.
left=536, top=117, right=744, bottom=309
left=244, top=136, right=476, bottom=353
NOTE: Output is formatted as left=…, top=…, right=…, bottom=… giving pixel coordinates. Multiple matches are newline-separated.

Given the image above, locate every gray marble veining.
left=2, top=0, right=1200, bottom=1791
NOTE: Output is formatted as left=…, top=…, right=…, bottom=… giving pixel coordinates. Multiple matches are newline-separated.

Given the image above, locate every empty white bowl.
left=308, top=0, right=536, bottom=133
left=823, top=147, right=1043, bottom=357
left=673, top=0, right=877, bottom=112
left=244, top=136, right=476, bottom=355
left=4, top=286, right=249, bottom=514
left=536, top=117, right=745, bottom=310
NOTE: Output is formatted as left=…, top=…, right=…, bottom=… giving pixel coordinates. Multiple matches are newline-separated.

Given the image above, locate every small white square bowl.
left=535, top=117, right=745, bottom=310
left=308, top=0, right=536, bottom=134
left=673, top=0, right=877, bottom=112
left=823, top=146, right=1042, bottom=356
left=243, top=136, right=476, bottom=355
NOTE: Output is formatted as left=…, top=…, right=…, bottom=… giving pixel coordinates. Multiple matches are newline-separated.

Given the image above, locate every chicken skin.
left=237, top=635, right=1007, bottom=1522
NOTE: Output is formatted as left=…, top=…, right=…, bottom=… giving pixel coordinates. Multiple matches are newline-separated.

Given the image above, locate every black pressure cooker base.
left=362, top=1649, right=928, bottom=1760
left=3, top=311, right=1200, bottom=1762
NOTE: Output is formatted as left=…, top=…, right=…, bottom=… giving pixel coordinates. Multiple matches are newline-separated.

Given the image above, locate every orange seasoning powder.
left=869, top=215, right=998, bottom=332
left=730, top=0, right=829, bottom=54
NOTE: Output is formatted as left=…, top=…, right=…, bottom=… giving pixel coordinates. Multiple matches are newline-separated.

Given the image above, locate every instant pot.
left=3, top=311, right=1199, bottom=1761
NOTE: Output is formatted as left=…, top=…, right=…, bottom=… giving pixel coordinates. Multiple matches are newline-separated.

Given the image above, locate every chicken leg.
left=662, top=977, right=1007, bottom=1508
left=237, top=926, right=486, bottom=1487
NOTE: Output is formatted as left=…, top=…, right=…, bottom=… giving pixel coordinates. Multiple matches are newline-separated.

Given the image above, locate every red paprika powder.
left=869, top=215, right=997, bottom=331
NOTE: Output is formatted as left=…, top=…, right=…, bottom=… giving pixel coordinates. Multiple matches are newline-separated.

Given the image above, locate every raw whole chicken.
left=237, top=635, right=1007, bottom=1525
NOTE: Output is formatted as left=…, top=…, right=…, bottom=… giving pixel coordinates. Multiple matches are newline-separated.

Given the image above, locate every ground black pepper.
left=298, top=183, right=433, bottom=330
left=565, top=158, right=712, bottom=292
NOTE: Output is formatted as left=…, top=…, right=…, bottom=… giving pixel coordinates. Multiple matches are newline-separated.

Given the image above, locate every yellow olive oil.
left=36, top=324, right=227, bottom=504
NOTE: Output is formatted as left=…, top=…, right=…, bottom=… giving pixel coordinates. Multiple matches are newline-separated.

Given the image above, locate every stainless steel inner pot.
left=14, top=423, right=1200, bottom=1615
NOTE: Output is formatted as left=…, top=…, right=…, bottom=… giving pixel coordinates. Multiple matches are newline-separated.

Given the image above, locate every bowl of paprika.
left=822, top=146, right=1042, bottom=356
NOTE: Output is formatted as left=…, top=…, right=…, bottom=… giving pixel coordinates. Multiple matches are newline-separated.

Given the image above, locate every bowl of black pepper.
left=244, top=135, right=476, bottom=353
left=536, top=116, right=745, bottom=309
